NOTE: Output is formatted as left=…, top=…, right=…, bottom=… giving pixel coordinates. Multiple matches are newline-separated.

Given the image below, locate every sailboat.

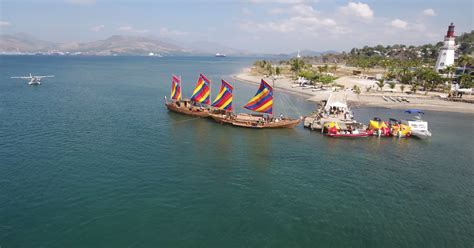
left=210, top=79, right=301, bottom=128
left=164, top=74, right=212, bottom=117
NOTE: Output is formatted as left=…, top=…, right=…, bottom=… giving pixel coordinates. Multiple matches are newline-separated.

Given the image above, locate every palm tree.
left=375, top=79, right=385, bottom=91
left=323, top=64, right=329, bottom=73
left=444, top=64, right=456, bottom=92
left=415, top=67, right=430, bottom=91
left=459, top=74, right=473, bottom=88
left=266, top=63, right=273, bottom=76
left=457, top=54, right=474, bottom=74
left=411, top=83, right=419, bottom=93
left=424, top=70, right=443, bottom=91
left=317, top=65, right=329, bottom=74
left=290, top=58, right=305, bottom=75
left=400, top=71, right=413, bottom=85
left=388, top=82, right=396, bottom=90
left=275, top=66, right=281, bottom=76
left=444, top=64, right=456, bottom=79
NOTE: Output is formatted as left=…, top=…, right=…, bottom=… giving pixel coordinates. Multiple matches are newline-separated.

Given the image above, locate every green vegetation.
left=388, top=81, right=396, bottom=90
left=297, top=69, right=337, bottom=86
left=252, top=31, right=474, bottom=93
left=290, top=58, right=308, bottom=75
left=375, top=79, right=385, bottom=91
left=353, top=85, right=361, bottom=95
left=457, top=31, right=474, bottom=55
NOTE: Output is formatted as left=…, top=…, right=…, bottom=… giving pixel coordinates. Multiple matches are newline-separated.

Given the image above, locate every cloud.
left=390, top=19, right=408, bottom=29
left=422, top=8, right=436, bottom=16
left=338, top=2, right=374, bottom=21
left=269, top=4, right=318, bottom=16
left=269, top=8, right=285, bottom=14
left=117, top=26, right=150, bottom=34
left=118, top=26, right=133, bottom=31
left=159, top=27, right=187, bottom=36
left=0, top=21, right=10, bottom=27
left=241, top=4, right=346, bottom=35
left=65, top=0, right=96, bottom=5
left=90, top=24, right=105, bottom=32
left=249, top=0, right=318, bottom=3
left=241, top=7, right=252, bottom=15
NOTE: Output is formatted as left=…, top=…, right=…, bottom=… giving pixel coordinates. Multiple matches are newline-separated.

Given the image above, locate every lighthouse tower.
left=435, top=23, right=456, bottom=72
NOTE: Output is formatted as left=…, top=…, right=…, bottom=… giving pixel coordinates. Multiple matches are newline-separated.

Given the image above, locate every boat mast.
left=271, top=74, right=277, bottom=118
left=209, top=75, right=212, bottom=107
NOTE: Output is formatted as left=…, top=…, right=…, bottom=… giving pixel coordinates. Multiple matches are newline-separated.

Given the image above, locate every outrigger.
left=210, top=79, right=301, bottom=128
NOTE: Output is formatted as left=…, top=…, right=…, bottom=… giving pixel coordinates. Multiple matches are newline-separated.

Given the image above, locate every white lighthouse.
left=435, top=23, right=456, bottom=72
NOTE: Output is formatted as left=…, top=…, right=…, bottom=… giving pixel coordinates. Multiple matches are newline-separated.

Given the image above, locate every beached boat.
left=210, top=79, right=301, bottom=129
left=165, top=74, right=212, bottom=117
left=402, top=109, right=432, bottom=139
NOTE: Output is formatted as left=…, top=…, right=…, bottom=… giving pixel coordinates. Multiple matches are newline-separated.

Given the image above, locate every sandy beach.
left=232, top=69, right=474, bottom=114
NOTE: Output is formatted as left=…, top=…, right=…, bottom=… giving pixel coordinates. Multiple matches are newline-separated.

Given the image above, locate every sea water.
left=0, top=56, right=473, bottom=247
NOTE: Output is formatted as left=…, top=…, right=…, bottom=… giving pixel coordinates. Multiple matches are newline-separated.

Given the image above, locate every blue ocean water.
left=0, top=56, right=473, bottom=247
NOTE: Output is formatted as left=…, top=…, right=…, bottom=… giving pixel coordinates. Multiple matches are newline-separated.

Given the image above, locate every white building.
left=435, top=23, right=456, bottom=72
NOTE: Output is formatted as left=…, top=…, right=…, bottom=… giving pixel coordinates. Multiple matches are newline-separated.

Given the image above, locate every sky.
left=0, top=0, right=473, bottom=53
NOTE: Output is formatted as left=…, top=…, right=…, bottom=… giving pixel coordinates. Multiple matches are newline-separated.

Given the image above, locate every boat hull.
left=411, top=130, right=432, bottom=139
left=165, top=102, right=210, bottom=117
left=210, top=114, right=300, bottom=129
left=325, top=130, right=373, bottom=138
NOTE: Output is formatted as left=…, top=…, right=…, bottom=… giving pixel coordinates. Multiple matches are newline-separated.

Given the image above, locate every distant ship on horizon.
left=215, top=53, right=226, bottom=57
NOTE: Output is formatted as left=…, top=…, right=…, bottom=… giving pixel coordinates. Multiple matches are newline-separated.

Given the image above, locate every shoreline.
left=232, top=69, right=474, bottom=114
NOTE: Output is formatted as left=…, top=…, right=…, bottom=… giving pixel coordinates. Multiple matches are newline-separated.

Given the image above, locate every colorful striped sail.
left=170, top=75, right=181, bottom=101
left=211, top=80, right=233, bottom=111
left=190, top=73, right=211, bottom=104
left=244, top=79, right=273, bottom=114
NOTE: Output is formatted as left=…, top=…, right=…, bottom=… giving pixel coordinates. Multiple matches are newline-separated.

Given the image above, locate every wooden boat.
left=210, top=113, right=300, bottom=129
left=210, top=79, right=301, bottom=129
left=164, top=74, right=212, bottom=117
left=165, top=99, right=210, bottom=117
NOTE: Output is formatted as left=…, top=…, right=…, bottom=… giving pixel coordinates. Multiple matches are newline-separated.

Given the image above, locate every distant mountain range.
left=0, top=33, right=251, bottom=56
left=0, top=33, right=338, bottom=57
left=0, top=33, right=57, bottom=52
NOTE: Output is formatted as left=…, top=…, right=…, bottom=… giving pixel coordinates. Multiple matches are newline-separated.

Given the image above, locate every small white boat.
left=402, top=109, right=432, bottom=139
left=382, top=96, right=389, bottom=102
